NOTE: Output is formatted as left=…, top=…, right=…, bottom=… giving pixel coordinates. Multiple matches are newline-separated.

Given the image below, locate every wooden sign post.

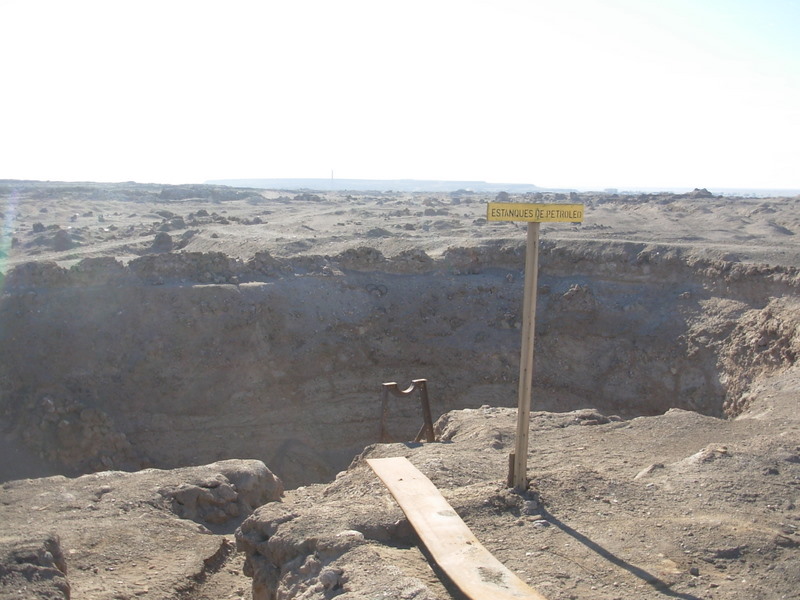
left=486, top=202, right=584, bottom=490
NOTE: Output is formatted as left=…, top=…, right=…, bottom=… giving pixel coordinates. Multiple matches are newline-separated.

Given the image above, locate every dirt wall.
left=1, top=242, right=797, bottom=487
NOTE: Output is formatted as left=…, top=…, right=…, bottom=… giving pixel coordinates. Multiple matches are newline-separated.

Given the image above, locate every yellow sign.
left=487, top=202, right=584, bottom=223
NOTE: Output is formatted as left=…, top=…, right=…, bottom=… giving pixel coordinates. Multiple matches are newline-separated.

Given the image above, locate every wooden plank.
left=367, top=456, right=549, bottom=600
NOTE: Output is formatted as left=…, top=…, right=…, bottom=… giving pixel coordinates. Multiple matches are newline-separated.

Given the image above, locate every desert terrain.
left=0, top=180, right=798, bottom=599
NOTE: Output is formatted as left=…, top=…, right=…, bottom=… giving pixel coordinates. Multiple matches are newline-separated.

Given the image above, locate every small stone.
left=319, top=567, right=342, bottom=589
left=336, top=530, right=365, bottom=541
left=522, top=500, right=539, bottom=515
left=689, top=567, right=700, bottom=577
left=634, top=463, right=665, bottom=480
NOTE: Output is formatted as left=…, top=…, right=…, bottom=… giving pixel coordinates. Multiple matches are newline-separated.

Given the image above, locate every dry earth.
left=2, top=182, right=799, bottom=270
left=0, top=181, right=799, bottom=599
left=239, top=393, right=800, bottom=600
left=0, top=459, right=281, bottom=600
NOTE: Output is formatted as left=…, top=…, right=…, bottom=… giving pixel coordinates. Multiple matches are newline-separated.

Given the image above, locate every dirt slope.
left=238, top=374, right=800, bottom=599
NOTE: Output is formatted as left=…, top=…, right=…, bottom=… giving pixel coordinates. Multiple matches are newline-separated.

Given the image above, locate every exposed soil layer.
left=2, top=242, right=798, bottom=489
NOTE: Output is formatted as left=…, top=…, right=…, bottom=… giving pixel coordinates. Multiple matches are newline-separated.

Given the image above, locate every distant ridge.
left=206, top=178, right=546, bottom=193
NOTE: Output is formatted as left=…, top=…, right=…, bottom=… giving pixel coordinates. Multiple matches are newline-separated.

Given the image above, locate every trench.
left=0, top=241, right=797, bottom=488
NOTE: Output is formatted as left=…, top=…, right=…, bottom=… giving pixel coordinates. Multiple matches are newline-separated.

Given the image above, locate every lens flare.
left=0, top=189, right=19, bottom=285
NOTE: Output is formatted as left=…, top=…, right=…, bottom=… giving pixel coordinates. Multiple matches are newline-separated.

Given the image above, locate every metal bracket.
left=380, top=379, right=436, bottom=443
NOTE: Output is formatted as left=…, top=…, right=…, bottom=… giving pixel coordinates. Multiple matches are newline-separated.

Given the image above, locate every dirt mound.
left=0, top=459, right=281, bottom=600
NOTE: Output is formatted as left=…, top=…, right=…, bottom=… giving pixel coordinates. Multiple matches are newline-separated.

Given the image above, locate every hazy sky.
left=2, top=0, right=798, bottom=190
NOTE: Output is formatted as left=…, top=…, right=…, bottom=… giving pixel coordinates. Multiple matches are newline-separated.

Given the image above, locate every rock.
left=319, top=566, right=343, bottom=589
left=522, top=500, right=540, bottom=515
left=174, top=229, right=198, bottom=250
left=151, top=231, right=173, bottom=253
left=365, top=227, right=392, bottom=238
left=51, top=230, right=74, bottom=252
left=158, top=216, right=187, bottom=232
left=533, top=519, right=550, bottom=528
left=0, top=534, right=70, bottom=599
left=158, top=460, right=283, bottom=529
left=634, top=463, right=665, bottom=480
left=689, top=188, right=714, bottom=198
left=687, top=445, right=730, bottom=464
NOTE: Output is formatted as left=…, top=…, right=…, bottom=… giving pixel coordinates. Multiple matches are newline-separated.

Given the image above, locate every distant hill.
left=205, top=178, right=547, bottom=193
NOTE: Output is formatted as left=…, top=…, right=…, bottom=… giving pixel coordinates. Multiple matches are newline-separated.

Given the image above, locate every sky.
left=1, top=0, right=799, bottom=191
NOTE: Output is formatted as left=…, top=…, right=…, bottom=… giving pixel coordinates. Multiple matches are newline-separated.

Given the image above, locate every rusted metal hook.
left=380, top=378, right=436, bottom=443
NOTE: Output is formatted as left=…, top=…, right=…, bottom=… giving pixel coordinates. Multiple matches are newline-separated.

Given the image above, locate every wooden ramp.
left=368, top=456, right=549, bottom=600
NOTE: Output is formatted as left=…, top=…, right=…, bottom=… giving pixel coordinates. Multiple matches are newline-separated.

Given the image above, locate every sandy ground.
left=2, top=182, right=799, bottom=272
left=239, top=393, right=800, bottom=600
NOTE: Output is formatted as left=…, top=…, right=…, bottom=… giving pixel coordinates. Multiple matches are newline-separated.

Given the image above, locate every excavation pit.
left=1, top=240, right=797, bottom=489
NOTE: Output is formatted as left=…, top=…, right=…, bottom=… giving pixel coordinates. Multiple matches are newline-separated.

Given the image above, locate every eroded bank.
left=1, top=241, right=797, bottom=487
